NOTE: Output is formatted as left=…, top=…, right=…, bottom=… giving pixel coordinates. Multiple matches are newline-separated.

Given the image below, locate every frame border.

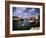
left=5, top=1, right=45, bottom=37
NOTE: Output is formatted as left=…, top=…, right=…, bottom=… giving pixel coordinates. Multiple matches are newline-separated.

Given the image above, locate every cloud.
left=13, top=7, right=40, bottom=19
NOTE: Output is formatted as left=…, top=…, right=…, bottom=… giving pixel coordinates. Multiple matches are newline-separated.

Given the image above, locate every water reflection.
left=17, top=19, right=31, bottom=26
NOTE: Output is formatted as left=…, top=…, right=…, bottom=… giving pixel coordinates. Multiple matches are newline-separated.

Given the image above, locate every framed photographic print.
left=5, top=1, right=45, bottom=37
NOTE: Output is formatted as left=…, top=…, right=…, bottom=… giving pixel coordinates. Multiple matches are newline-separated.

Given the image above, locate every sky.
left=13, top=7, right=40, bottom=19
